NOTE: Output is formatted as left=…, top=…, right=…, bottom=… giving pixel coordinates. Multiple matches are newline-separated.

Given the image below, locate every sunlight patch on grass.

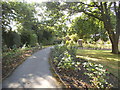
left=77, top=49, right=119, bottom=61
left=77, top=49, right=120, bottom=78
left=76, top=55, right=100, bottom=61
left=106, top=57, right=118, bottom=61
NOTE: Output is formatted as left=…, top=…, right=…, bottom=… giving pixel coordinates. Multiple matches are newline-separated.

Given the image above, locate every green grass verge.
left=77, top=49, right=120, bottom=79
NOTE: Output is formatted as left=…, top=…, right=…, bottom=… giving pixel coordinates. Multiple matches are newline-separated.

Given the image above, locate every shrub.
left=12, top=32, right=21, bottom=47
left=69, top=34, right=79, bottom=42
left=2, top=31, right=21, bottom=48
left=21, top=30, right=38, bottom=47
left=83, top=62, right=113, bottom=88
left=2, top=45, right=9, bottom=52
left=21, top=30, right=31, bottom=46
left=57, top=51, right=76, bottom=70
left=30, top=33, right=38, bottom=46
left=53, top=38, right=62, bottom=44
left=51, top=43, right=79, bottom=70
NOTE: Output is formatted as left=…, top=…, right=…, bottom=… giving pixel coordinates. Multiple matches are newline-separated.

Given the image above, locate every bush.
left=21, top=30, right=38, bottom=47
left=83, top=41, right=112, bottom=50
left=2, top=31, right=21, bottom=48
left=53, top=39, right=62, bottom=44
left=37, top=30, right=54, bottom=45
left=12, top=32, right=21, bottom=47
left=21, top=30, right=31, bottom=46
left=30, top=33, right=38, bottom=46
left=83, top=62, right=113, bottom=88
left=51, top=43, right=79, bottom=70
left=57, top=51, right=76, bottom=70
left=2, top=45, right=9, bottom=52
left=69, top=34, right=79, bottom=42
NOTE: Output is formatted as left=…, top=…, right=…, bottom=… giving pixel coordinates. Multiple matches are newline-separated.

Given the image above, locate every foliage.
left=20, top=30, right=38, bottom=47
left=2, top=1, right=55, bottom=49
left=45, top=2, right=120, bottom=54
left=3, top=48, right=22, bottom=59
left=53, top=38, right=62, bottom=44
left=45, top=2, right=69, bottom=38
left=3, top=43, right=41, bottom=60
left=51, top=42, right=115, bottom=88
left=83, top=62, right=113, bottom=88
left=51, top=44, right=78, bottom=70
left=2, top=1, right=39, bottom=48
left=2, top=1, right=36, bottom=31
left=42, top=30, right=53, bottom=45
left=51, top=44, right=68, bottom=59
left=77, top=49, right=120, bottom=78
left=20, top=30, right=31, bottom=46
left=69, top=34, right=79, bottom=42
left=35, top=24, right=55, bottom=45
left=66, top=43, right=78, bottom=58
left=57, top=51, right=77, bottom=70
left=69, top=15, right=108, bottom=42
left=29, top=33, right=38, bottom=47
left=2, top=31, right=21, bottom=48
left=2, top=44, right=41, bottom=79
left=82, top=42, right=112, bottom=50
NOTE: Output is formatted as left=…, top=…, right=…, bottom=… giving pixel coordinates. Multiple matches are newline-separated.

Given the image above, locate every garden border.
left=49, top=50, right=70, bottom=88
left=2, top=47, right=42, bottom=80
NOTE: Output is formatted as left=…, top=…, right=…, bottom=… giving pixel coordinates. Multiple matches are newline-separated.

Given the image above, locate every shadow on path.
left=2, top=47, right=60, bottom=88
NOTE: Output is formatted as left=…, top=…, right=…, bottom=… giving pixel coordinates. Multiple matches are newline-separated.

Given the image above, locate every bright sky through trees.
left=25, top=0, right=48, bottom=3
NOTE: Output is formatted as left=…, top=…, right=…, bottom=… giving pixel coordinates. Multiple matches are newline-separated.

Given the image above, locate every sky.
left=3, top=0, right=91, bottom=3
left=25, top=0, right=49, bottom=3
left=23, top=0, right=92, bottom=4
left=3, top=0, right=119, bottom=3
left=20, top=0, right=119, bottom=3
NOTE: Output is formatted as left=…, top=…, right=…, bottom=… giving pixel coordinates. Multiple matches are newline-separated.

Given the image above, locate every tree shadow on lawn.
left=77, top=49, right=119, bottom=61
left=76, top=57, right=119, bottom=81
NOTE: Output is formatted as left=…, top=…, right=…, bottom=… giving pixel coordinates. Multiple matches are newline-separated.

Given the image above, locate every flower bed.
left=50, top=44, right=119, bottom=89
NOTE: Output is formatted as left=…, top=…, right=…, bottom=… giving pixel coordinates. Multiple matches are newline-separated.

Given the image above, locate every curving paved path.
left=2, top=47, right=61, bottom=88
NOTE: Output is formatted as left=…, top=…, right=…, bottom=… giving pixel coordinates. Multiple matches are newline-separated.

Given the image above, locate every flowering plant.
left=83, top=62, right=113, bottom=88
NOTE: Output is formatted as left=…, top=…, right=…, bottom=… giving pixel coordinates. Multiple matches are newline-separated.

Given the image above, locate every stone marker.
left=77, top=39, right=83, bottom=47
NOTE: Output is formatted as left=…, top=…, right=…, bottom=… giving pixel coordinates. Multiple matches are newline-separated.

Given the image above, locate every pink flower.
left=106, top=69, right=108, bottom=71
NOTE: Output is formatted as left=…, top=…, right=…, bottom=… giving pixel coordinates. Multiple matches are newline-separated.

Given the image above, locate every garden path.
left=2, top=47, right=61, bottom=88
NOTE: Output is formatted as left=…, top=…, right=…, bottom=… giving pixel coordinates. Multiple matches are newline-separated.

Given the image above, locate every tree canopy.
left=2, top=1, right=55, bottom=48
left=2, top=1, right=120, bottom=54
left=45, top=1, right=120, bottom=54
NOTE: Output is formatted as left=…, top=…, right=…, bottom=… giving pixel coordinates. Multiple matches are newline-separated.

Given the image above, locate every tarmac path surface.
left=2, top=47, right=61, bottom=88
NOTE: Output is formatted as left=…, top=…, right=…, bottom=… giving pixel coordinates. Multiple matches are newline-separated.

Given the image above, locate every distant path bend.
left=2, top=47, right=61, bottom=88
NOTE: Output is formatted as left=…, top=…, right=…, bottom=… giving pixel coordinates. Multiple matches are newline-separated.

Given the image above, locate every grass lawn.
left=77, top=49, right=120, bottom=79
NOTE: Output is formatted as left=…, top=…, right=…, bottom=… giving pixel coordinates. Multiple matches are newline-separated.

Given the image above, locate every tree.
left=2, top=1, right=39, bottom=47
left=68, top=2, right=120, bottom=54
left=69, top=14, right=108, bottom=42
left=45, top=2, right=120, bottom=54
left=2, top=1, right=36, bottom=31
left=45, top=2, right=68, bottom=37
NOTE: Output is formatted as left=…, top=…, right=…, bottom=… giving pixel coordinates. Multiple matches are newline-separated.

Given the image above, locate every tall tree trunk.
left=99, top=2, right=119, bottom=54
left=103, top=18, right=119, bottom=54
left=104, top=23, right=119, bottom=54
left=116, top=4, right=120, bottom=53
left=109, top=34, right=119, bottom=54
left=111, top=40, right=119, bottom=54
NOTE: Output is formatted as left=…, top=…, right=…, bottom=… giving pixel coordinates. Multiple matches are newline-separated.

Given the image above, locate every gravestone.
left=77, top=39, right=83, bottom=47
